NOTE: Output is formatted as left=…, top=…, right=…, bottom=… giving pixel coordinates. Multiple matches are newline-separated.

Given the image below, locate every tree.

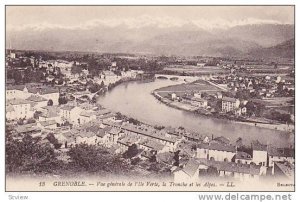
left=123, top=144, right=139, bottom=159
left=33, top=111, right=43, bottom=119
left=58, top=96, right=68, bottom=105
left=235, top=137, right=243, bottom=148
left=6, top=134, right=62, bottom=173
left=46, top=133, right=62, bottom=149
left=100, top=81, right=105, bottom=88
left=68, top=143, right=130, bottom=173
left=47, top=99, right=53, bottom=106
left=12, top=71, right=23, bottom=84
left=71, top=65, right=82, bottom=75
left=173, top=150, right=180, bottom=166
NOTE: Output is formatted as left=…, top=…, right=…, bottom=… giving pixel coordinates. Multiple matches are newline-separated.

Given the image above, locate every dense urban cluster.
left=5, top=50, right=294, bottom=182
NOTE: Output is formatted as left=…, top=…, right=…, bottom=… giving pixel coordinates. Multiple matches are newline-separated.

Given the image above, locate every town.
left=5, top=48, right=294, bottom=186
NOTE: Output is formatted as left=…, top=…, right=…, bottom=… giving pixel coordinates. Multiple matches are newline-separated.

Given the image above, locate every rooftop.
left=236, top=151, right=252, bottom=160
left=197, top=142, right=236, bottom=153
left=80, top=110, right=96, bottom=117
left=252, top=140, right=267, bottom=151
left=198, top=158, right=261, bottom=175
left=60, top=105, right=76, bottom=111
left=7, top=99, right=31, bottom=105
left=6, top=85, right=25, bottom=91
left=39, top=120, right=57, bottom=127
left=222, top=97, right=238, bottom=102
left=26, top=95, right=47, bottom=102
left=181, top=158, right=201, bottom=177
left=268, top=147, right=294, bottom=158
left=274, top=162, right=294, bottom=179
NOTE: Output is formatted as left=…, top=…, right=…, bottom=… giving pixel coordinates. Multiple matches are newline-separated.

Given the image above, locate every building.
left=252, top=141, right=268, bottom=167
left=6, top=99, right=34, bottom=120
left=139, top=138, right=167, bottom=154
left=39, top=106, right=61, bottom=123
left=190, top=97, right=208, bottom=108
left=14, top=123, right=42, bottom=137
left=196, top=142, right=236, bottom=162
left=173, top=158, right=202, bottom=182
left=76, top=132, right=98, bottom=145
left=26, top=95, right=48, bottom=110
left=273, top=162, right=294, bottom=180
left=174, top=158, right=263, bottom=182
left=197, top=63, right=206, bottom=67
left=79, top=110, right=97, bottom=125
left=268, top=147, right=295, bottom=168
left=221, top=97, right=240, bottom=113
left=37, top=120, right=57, bottom=130
left=198, top=159, right=262, bottom=181
left=6, top=85, right=27, bottom=99
left=60, top=105, right=83, bottom=125
left=235, top=151, right=252, bottom=164
left=106, top=128, right=123, bottom=144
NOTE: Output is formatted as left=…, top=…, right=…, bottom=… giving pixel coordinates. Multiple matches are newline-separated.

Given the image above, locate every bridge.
left=154, top=74, right=211, bottom=82
left=71, top=89, right=104, bottom=100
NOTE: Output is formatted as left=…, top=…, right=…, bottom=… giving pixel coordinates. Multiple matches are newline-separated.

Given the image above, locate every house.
left=235, top=151, right=252, bottom=164
left=6, top=85, right=27, bottom=99
left=76, top=132, right=98, bottom=145
left=106, top=127, right=123, bottom=144
left=26, top=86, right=59, bottom=105
left=95, top=127, right=113, bottom=146
left=46, top=75, right=55, bottom=82
left=37, top=120, right=57, bottom=129
left=62, top=131, right=78, bottom=147
left=120, top=123, right=181, bottom=152
left=221, top=97, right=240, bottom=113
left=15, top=123, right=42, bottom=137
left=6, top=99, right=34, bottom=120
left=190, top=97, right=208, bottom=108
left=235, top=107, right=247, bottom=116
left=79, top=110, right=97, bottom=125
left=39, top=106, right=61, bottom=123
left=196, top=142, right=236, bottom=162
left=216, top=92, right=223, bottom=99
left=268, top=147, right=294, bottom=168
left=197, top=63, right=206, bottom=67
left=173, top=158, right=202, bottom=182
left=60, top=105, right=83, bottom=125
left=117, top=135, right=140, bottom=153
left=197, top=158, right=262, bottom=181
left=273, top=162, right=294, bottom=180
left=26, top=95, right=48, bottom=110
left=6, top=79, right=15, bottom=85
left=157, top=152, right=174, bottom=165
left=171, top=93, right=177, bottom=100
left=251, top=140, right=268, bottom=167
left=139, top=139, right=166, bottom=154
left=213, top=136, right=230, bottom=145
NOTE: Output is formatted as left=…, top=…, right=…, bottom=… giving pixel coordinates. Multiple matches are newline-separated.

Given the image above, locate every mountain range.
left=6, top=23, right=294, bottom=58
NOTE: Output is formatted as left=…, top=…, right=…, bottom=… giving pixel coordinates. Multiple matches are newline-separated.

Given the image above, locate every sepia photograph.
left=5, top=5, right=295, bottom=192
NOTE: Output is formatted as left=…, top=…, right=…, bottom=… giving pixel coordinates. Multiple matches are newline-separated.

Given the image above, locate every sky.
left=6, top=6, right=294, bottom=30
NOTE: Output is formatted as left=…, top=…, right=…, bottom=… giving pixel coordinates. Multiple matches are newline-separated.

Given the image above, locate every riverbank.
left=152, top=91, right=294, bottom=132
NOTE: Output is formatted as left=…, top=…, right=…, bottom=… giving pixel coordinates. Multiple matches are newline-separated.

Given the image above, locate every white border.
left=0, top=1, right=298, bottom=202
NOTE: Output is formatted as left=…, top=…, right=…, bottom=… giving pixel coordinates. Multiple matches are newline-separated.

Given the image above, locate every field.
left=164, top=65, right=227, bottom=75
left=155, top=80, right=221, bottom=93
left=252, top=97, right=294, bottom=107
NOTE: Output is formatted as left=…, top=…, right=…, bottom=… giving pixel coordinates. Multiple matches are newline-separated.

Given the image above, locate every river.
left=97, top=79, right=293, bottom=147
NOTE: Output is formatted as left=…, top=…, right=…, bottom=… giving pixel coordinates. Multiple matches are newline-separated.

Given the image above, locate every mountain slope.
left=247, top=39, right=295, bottom=59
left=6, top=23, right=294, bottom=57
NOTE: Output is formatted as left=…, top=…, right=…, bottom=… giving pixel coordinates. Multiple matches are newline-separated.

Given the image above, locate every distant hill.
left=247, top=39, right=295, bottom=59
left=6, top=23, right=294, bottom=57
